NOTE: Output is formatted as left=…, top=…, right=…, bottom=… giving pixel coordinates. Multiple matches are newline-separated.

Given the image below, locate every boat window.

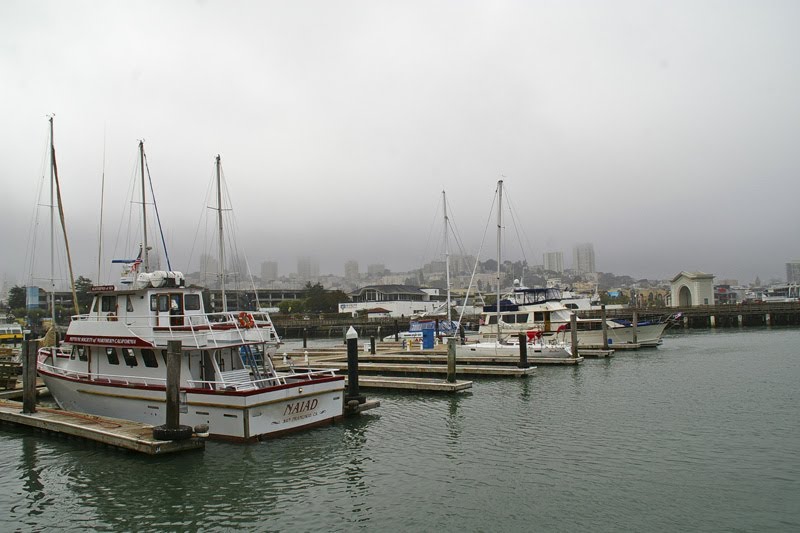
left=141, top=349, right=158, bottom=368
left=101, top=295, right=116, bottom=312
left=126, top=296, right=134, bottom=312
left=502, top=314, right=516, bottom=323
left=487, top=315, right=497, bottom=325
left=517, top=314, right=529, bottom=323
left=77, top=346, right=88, bottom=362
left=158, top=295, right=170, bottom=312
left=533, top=312, right=544, bottom=321
left=106, top=347, right=119, bottom=365
left=150, top=295, right=158, bottom=312
left=184, top=294, right=201, bottom=311
left=121, top=348, right=138, bottom=367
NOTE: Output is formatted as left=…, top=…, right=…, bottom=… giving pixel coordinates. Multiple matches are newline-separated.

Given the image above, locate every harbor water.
left=1, top=328, right=798, bottom=531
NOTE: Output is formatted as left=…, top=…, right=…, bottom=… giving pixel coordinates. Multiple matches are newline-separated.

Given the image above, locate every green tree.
left=8, top=285, right=26, bottom=309
left=75, top=276, right=94, bottom=313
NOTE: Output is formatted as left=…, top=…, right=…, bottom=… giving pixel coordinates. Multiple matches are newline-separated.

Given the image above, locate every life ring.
left=238, top=312, right=255, bottom=329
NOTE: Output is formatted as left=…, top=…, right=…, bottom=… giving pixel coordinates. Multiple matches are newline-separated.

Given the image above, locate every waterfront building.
left=573, top=243, right=596, bottom=274
left=338, top=284, right=442, bottom=318
left=670, top=271, right=715, bottom=307
left=543, top=251, right=564, bottom=273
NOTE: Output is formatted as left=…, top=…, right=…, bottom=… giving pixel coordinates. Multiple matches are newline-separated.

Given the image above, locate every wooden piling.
left=394, top=319, right=399, bottom=342
left=303, top=328, right=308, bottom=348
left=570, top=313, right=579, bottom=359
left=601, top=304, right=609, bottom=350
left=370, top=336, right=376, bottom=355
left=22, top=337, right=36, bottom=414
left=165, top=340, right=181, bottom=429
left=517, top=333, right=530, bottom=368
left=345, top=326, right=365, bottom=405
left=447, top=339, right=457, bottom=383
left=632, top=310, right=638, bottom=344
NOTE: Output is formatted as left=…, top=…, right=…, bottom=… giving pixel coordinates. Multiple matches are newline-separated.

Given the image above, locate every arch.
left=678, top=285, right=692, bottom=307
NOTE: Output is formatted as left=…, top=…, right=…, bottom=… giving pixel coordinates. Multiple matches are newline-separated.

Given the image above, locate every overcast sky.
left=2, top=0, right=799, bottom=288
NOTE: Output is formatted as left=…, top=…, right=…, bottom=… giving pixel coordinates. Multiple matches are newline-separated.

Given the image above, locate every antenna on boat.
left=216, top=154, right=227, bottom=312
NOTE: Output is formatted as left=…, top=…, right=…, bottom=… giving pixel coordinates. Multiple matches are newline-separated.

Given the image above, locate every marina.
left=1, top=328, right=797, bottom=531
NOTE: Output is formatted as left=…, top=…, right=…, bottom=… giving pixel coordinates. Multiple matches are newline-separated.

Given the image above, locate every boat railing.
left=69, top=310, right=279, bottom=348
left=187, top=367, right=339, bottom=391
left=37, top=361, right=168, bottom=387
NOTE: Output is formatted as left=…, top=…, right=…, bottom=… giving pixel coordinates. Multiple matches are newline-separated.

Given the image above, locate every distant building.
left=260, top=261, right=278, bottom=282
left=338, top=284, right=440, bottom=317
left=367, top=264, right=387, bottom=277
left=297, top=257, right=319, bottom=282
left=573, top=243, right=596, bottom=274
left=670, top=271, right=715, bottom=307
left=344, top=260, right=359, bottom=280
left=543, top=251, right=563, bottom=274
left=787, top=260, right=800, bottom=283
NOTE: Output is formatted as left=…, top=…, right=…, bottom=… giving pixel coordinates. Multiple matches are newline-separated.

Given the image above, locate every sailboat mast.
left=216, top=155, right=227, bottom=312
left=496, top=179, right=503, bottom=342
left=139, top=141, right=149, bottom=273
left=49, top=117, right=56, bottom=326
left=443, top=190, right=451, bottom=322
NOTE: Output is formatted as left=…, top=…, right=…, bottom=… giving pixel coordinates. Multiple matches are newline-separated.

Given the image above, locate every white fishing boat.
left=37, top=144, right=344, bottom=441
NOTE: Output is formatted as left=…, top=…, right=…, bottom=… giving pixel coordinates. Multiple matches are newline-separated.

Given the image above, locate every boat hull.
left=39, top=370, right=345, bottom=441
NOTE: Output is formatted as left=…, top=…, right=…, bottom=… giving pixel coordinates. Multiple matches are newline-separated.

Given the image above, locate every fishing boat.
left=37, top=145, right=344, bottom=441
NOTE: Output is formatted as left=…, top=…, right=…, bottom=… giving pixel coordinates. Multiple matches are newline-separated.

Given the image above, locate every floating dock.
left=350, top=353, right=582, bottom=366
left=312, top=360, right=536, bottom=377
left=0, top=400, right=205, bottom=455
left=345, top=376, right=473, bottom=392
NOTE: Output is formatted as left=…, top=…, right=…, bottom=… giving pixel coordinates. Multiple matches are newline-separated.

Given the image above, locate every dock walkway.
left=0, top=400, right=204, bottom=455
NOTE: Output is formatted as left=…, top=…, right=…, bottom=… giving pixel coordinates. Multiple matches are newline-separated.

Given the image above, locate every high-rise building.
left=260, top=261, right=278, bottom=282
left=573, top=243, right=596, bottom=274
left=543, top=251, right=564, bottom=273
left=787, top=260, right=800, bottom=283
left=367, top=263, right=387, bottom=276
left=344, top=260, right=359, bottom=280
left=297, top=257, right=319, bottom=282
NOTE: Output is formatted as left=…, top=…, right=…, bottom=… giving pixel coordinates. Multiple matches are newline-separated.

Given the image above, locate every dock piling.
left=152, top=340, right=192, bottom=441
left=570, top=313, right=579, bottom=359
left=601, top=304, right=609, bottom=350
left=345, top=326, right=365, bottom=407
left=447, top=338, right=457, bottom=382
left=22, top=337, right=36, bottom=414
left=303, top=328, right=308, bottom=348
left=517, top=333, right=530, bottom=368
left=370, top=336, right=376, bottom=355
left=632, top=310, right=638, bottom=344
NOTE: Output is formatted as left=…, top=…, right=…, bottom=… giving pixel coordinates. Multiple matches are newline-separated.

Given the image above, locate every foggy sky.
left=2, top=0, right=799, bottom=288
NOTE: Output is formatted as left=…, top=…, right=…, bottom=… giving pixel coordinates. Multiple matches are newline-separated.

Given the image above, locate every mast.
left=443, top=190, right=451, bottom=322
left=216, top=155, right=227, bottom=312
left=496, top=179, right=503, bottom=342
left=49, top=117, right=56, bottom=327
left=139, top=141, right=149, bottom=273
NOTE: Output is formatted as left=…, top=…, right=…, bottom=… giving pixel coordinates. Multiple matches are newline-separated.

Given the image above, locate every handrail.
left=37, top=361, right=168, bottom=387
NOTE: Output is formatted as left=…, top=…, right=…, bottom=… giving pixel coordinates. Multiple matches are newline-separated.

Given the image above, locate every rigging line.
left=109, top=153, right=139, bottom=268
left=503, top=183, right=534, bottom=272
left=186, top=166, right=216, bottom=283
left=24, top=131, right=52, bottom=283
left=143, top=153, right=171, bottom=271
left=458, top=186, right=498, bottom=326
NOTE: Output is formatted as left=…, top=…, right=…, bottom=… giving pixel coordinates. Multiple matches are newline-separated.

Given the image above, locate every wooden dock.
left=578, top=349, right=615, bottom=358
left=344, top=353, right=582, bottom=366
left=345, top=376, right=473, bottom=392
left=312, top=360, right=536, bottom=377
left=0, top=400, right=205, bottom=455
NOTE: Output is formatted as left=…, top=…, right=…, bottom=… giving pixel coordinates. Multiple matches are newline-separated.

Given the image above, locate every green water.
left=1, top=328, right=798, bottom=531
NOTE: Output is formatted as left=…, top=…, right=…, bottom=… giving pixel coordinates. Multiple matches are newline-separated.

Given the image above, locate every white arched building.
left=670, top=271, right=715, bottom=307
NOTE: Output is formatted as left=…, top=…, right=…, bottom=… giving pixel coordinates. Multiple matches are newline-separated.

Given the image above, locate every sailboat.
left=457, top=180, right=572, bottom=357
left=37, top=146, right=345, bottom=441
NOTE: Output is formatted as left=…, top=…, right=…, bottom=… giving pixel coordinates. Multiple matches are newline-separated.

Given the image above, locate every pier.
left=0, top=399, right=205, bottom=455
